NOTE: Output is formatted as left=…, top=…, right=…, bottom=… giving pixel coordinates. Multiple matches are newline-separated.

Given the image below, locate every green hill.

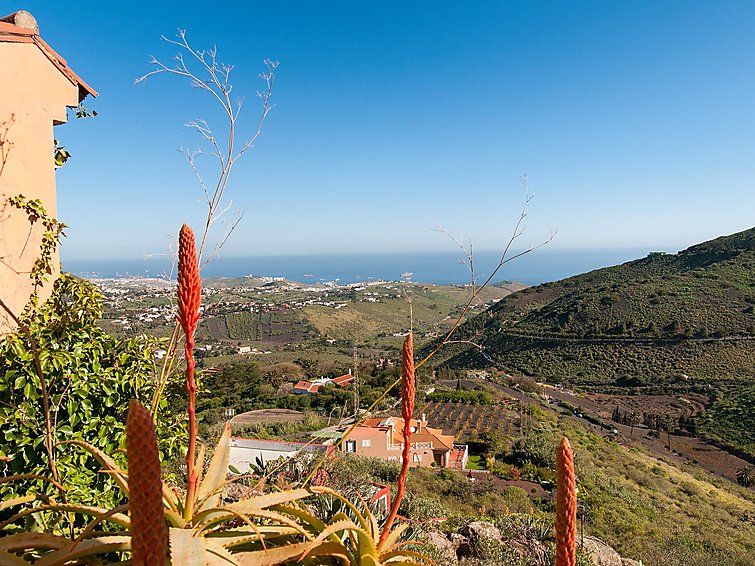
left=428, top=227, right=755, bottom=453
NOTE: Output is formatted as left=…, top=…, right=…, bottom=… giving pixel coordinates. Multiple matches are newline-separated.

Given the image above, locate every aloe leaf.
left=229, top=541, right=317, bottom=565
left=59, top=439, right=129, bottom=495
left=310, top=486, right=372, bottom=534
left=195, top=507, right=308, bottom=538
left=0, top=550, right=33, bottom=565
left=270, top=504, right=328, bottom=536
left=0, top=532, right=72, bottom=552
left=35, top=535, right=131, bottom=566
left=0, top=494, right=43, bottom=512
left=299, top=518, right=360, bottom=561
left=225, top=487, right=313, bottom=514
left=0, top=504, right=130, bottom=531
left=208, top=526, right=301, bottom=550
left=195, top=424, right=231, bottom=512
left=381, top=548, right=437, bottom=565
left=169, top=527, right=206, bottom=566
left=378, top=522, right=411, bottom=554
left=206, top=544, right=240, bottom=565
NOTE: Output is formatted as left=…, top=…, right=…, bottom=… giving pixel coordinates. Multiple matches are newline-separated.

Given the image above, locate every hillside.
left=428, top=228, right=755, bottom=454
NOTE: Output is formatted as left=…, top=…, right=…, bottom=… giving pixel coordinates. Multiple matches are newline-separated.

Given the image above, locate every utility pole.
left=352, top=345, right=360, bottom=417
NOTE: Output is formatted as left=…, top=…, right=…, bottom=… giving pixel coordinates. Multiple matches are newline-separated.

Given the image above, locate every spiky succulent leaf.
left=170, top=527, right=207, bottom=566
left=195, top=423, right=231, bottom=512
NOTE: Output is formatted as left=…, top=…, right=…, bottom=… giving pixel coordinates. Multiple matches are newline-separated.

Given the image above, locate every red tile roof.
left=292, top=381, right=320, bottom=394
left=331, top=373, right=354, bottom=387
left=0, top=12, right=97, bottom=101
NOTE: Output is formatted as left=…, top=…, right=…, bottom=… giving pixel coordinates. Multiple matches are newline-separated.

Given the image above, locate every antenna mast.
left=352, top=345, right=360, bottom=417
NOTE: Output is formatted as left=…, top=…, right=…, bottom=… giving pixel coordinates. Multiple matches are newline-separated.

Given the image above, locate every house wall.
left=341, top=426, right=442, bottom=468
left=0, top=41, right=79, bottom=332
left=229, top=444, right=299, bottom=473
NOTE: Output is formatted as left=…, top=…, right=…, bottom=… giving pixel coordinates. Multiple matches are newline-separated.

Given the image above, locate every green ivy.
left=0, top=274, right=186, bottom=509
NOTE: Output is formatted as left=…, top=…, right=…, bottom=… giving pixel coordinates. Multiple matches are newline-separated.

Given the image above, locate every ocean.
left=63, top=248, right=663, bottom=287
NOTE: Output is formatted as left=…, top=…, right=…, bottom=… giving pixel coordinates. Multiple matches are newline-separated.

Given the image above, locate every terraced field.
left=422, top=401, right=521, bottom=441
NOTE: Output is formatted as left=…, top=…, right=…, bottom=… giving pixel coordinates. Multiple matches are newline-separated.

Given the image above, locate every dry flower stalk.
left=377, top=332, right=415, bottom=551
left=126, top=399, right=167, bottom=565
left=177, top=224, right=201, bottom=519
left=556, top=436, right=577, bottom=566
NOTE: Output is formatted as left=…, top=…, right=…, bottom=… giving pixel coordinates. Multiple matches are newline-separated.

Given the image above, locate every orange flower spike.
left=177, top=224, right=201, bottom=338
left=126, top=399, right=167, bottom=565
left=399, top=332, right=415, bottom=422
left=556, top=436, right=577, bottom=566
left=177, top=224, right=201, bottom=519
left=378, top=332, right=415, bottom=551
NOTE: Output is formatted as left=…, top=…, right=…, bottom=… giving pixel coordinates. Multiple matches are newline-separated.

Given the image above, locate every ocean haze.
left=63, top=248, right=658, bottom=287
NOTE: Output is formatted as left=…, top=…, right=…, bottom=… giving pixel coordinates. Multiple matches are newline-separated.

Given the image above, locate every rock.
left=621, top=559, right=643, bottom=566
left=460, top=521, right=502, bottom=542
left=582, top=535, right=623, bottom=566
left=425, top=530, right=459, bottom=565
left=508, top=534, right=551, bottom=566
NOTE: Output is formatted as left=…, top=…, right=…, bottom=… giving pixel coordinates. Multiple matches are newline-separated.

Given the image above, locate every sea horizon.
left=63, top=247, right=667, bottom=287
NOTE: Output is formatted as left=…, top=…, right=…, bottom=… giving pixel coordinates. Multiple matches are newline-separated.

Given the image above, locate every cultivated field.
left=584, top=392, right=708, bottom=421
left=422, top=401, right=521, bottom=441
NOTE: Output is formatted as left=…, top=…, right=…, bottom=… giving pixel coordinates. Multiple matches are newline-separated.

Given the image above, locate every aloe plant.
left=0, top=226, right=436, bottom=564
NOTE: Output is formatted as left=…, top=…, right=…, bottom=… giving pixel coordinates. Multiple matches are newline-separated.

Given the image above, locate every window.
left=345, top=440, right=356, bottom=453
left=361, top=439, right=371, bottom=447
left=413, top=453, right=421, bottom=463
left=388, top=456, right=397, bottom=462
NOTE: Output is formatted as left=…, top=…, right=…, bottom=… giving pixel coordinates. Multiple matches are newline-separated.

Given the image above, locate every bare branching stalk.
left=134, top=29, right=277, bottom=265
left=304, top=184, right=555, bottom=486
left=136, top=31, right=278, bottom=418
left=429, top=177, right=555, bottom=363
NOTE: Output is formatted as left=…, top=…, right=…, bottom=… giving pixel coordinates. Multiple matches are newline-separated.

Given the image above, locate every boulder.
left=508, top=535, right=551, bottom=566
left=582, top=535, right=623, bottom=566
left=460, top=521, right=502, bottom=542
left=425, top=530, right=459, bottom=565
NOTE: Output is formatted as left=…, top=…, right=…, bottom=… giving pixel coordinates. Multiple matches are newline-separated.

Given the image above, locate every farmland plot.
left=422, top=401, right=521, bottom=441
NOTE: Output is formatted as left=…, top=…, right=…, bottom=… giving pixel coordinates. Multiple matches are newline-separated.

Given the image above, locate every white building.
left=229, top=437, right=330, bottom=472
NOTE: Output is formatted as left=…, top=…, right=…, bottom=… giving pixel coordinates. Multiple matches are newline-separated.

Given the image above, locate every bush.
left=0, top=275, right=186, bottom=507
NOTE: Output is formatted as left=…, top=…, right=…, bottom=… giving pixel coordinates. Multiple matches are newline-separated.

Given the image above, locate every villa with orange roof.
left=340, top=413, right=468, bottom=469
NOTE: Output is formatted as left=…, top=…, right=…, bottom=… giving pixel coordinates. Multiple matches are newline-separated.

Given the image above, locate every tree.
left=627, top=411, right=641, bottom=438
left=611, top=405, right=621, bottom=423
left=660, top=415, right=677, bottom=450
left=736, top=466, right=754, bottom=488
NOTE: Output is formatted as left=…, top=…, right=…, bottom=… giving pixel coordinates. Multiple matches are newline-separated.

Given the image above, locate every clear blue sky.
left=16, top=1, right=755, bottom=260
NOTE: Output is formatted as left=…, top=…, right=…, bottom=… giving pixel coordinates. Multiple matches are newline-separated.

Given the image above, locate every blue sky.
left=15, top=1, right=755, bottom=259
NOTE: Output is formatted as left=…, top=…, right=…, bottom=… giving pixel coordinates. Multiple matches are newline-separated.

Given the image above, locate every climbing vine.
left=7, top=194, right=66, bottom=317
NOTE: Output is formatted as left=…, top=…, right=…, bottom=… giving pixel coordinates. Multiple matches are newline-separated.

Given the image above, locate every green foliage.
left=696, top=382, right=755, bottom=454
left=0, top=274, right=185, bottom=508
left=736, top=466, right=754, bottom=487
left=509, top=430, right=558, bottom=470
left=430, top=228, right=755, bottom=455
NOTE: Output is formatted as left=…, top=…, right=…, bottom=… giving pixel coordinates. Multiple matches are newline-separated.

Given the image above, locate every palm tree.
left=736, top=466, right=754, bottom=488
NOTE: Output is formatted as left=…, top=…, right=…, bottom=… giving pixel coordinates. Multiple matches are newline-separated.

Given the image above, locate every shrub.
left=0, top=275, right=185, bottom=508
